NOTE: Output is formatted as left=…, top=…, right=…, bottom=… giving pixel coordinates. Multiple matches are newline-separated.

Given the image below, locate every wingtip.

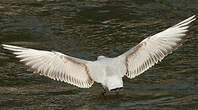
left=1, top=44, right=25, bottom=52
left=174, top=15, right=197, bottom=27
left=1, top=44, right=8, bottom=49
left=2, top=44, right=6, bottom=47
left=189, top=15, right=197, bottom=22
left=187, top=15, right=197, bottom=22
left=192, top=15, right=196, bottom=18
left=2, top=44, right=12, bottom=47
left=2, top=44, right=13, bottom=49
left=191, top=15, right=197, bottom=20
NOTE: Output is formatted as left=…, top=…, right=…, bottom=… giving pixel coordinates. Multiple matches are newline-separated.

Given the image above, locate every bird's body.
left=87, top=56, right=126, bottom=90
left=2, top=15, right=197, bottom=93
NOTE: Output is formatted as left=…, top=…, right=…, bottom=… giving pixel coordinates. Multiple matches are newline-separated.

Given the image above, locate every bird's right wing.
left=2, top=44, right=94, bottom=88
left=119, top=15, right=196, bottom=79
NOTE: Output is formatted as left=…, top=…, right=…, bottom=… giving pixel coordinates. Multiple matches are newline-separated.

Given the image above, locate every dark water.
left=0, top=0, right=198, bottom=109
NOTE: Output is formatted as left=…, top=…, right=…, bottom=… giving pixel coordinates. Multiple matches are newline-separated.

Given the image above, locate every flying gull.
left=2, top=15, right=196, bottom=94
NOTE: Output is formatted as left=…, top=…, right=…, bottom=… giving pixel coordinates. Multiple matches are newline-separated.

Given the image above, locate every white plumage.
left=2, top=15, right=196, bottom=91
left=2, top=45, right=94, bottom=88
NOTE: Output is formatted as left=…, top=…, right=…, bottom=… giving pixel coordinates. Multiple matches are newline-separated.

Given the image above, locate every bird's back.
left=86, top=56, right=126, bottom=85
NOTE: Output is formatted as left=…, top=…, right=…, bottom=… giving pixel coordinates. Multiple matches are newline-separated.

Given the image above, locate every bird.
left=2, top=15, right=196, bottom=94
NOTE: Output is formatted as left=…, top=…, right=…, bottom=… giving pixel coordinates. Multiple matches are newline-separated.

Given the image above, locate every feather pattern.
left=2, top=15, right=196, bottom=91
left=2, top=44, right=94, bottom=88
left=121, top=15, right=196, bottom=79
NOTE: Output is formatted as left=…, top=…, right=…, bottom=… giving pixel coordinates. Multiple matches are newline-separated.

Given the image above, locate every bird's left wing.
left=2, top=44, right=94, bottom=88
left=119, top=15, right=196, bottom=79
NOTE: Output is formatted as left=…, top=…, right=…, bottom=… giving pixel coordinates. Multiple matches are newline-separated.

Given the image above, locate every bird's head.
left=97, top=55, right=106, bottom=60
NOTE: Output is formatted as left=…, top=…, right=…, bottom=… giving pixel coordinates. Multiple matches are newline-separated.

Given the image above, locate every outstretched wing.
left=120, top=15, right=196, bottom=79
left=2, top=44, right=94, bottom=88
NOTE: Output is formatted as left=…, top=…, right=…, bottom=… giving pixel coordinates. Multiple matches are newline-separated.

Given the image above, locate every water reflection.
left=0, top=0, right=198, bottom=110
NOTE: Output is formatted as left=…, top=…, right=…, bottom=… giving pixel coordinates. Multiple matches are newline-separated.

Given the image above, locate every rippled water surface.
left=0, top=0, right=198, bottom=110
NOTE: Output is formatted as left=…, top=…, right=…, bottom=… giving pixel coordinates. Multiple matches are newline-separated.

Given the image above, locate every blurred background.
left=0, top=0, right=198, bottom=110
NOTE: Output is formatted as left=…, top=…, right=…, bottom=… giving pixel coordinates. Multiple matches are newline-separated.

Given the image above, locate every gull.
left=2, top=15, right=196, bottom=94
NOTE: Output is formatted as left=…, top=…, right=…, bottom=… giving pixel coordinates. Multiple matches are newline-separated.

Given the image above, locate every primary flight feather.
left=2, top=15, right=196, bottom=92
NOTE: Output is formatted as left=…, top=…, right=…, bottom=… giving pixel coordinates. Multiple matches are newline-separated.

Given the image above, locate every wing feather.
left=121, top=15, right=196, bottom=79
left=2, top=44, right=94, bottom=88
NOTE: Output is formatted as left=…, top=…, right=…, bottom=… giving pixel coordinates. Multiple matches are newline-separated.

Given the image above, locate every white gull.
left=2, top=15, right=196, bottom=93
